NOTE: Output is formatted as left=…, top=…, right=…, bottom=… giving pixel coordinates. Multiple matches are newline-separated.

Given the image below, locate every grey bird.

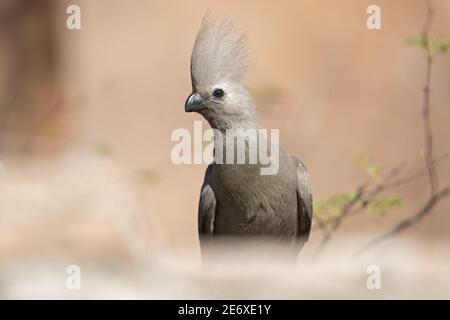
left=185, top=16, right=313, bottom=254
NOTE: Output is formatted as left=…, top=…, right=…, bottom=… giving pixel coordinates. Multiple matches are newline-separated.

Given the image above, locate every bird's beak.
left=185, top=92, right=205, bottom=112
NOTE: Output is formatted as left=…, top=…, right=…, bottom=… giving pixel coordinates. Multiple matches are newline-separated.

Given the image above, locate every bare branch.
left=358, top=185, right=450, bottom=254
left=313, top=152, right=448, bottom=254
left=315, top=185, right=365, bottom=255
left=421, top=0, right=439, bottom=195
left=380, top=155, right=447, bottom=190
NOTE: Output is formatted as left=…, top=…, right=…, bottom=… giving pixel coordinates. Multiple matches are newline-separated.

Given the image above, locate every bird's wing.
left=296, top=161, right=313, bottom=242
left=198, top=165, right=216, bottom=235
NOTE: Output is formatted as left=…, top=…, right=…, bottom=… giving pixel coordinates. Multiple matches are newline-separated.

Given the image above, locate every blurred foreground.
left=2, top=240, right=449, bottom=299
left=0, top=149, right=448, bottom=299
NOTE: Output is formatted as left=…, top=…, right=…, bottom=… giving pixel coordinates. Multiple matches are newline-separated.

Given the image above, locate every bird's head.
left=185, top=15, right=260, bottom=130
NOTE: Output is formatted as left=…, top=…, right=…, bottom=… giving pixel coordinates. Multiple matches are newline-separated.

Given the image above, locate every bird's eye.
left=212, top=88, right=225, bottom=99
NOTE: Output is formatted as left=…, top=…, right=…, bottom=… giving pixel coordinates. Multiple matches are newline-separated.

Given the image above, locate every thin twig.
left=380, top=154, right=447, bottom=190
left=315, top=185, right=365, bottom=255
left=361, top=155, right=447, bottom=196
left=421, top=0, right=438, bottom=195
left=358, top=185, right=450, bottom=254
left=313, top=150, right=447, bottom=248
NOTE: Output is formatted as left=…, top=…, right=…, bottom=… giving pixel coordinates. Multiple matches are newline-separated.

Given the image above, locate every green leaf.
left=366, top=196, right=403, bottom=216
left=407, top=36, right=427, bottom=48
left=314, top=191, right=358, bottom=222
left=354, top=150, right=369, bottom=169
left=431, top=40, right=450, bottom=54
left=367, top=163, right=381, bottom=181
left=407, top=35, right=450, bottom=55
left=353, top=150, right=381, bottom=181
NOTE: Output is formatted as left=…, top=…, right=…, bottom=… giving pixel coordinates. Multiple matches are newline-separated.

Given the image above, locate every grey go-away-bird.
left=185, top=15, right=313, bottom=253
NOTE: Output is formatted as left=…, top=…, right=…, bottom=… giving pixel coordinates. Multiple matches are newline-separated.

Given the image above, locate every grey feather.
left=191, top=14, right=248, bottom=89
left=198, top=165, right=216, bottom=235
left=296, top=160, right=313, bottom=244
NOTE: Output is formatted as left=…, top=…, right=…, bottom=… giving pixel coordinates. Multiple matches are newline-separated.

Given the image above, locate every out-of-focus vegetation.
left=315, top=151, right=403, bottom=223
left=407, top=36, right=450, bottom=54
left=313, top=1, right=450, bottom=253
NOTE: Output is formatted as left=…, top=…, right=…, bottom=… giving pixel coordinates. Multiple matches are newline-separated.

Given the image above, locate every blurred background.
left=0, top=0, right=449, bottom=299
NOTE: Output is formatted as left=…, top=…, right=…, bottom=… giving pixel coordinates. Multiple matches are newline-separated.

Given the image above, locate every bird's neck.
left=211, top=118, right=282, bottom=168
left=209, top=117, right=262, bottom=132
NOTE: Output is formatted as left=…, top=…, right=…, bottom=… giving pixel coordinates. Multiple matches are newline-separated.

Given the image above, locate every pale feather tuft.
left=191, top=14, right=248, bottom=89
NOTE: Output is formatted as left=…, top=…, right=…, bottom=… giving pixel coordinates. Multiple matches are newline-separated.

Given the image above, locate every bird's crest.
left=191, top=14, right=248, bottom=90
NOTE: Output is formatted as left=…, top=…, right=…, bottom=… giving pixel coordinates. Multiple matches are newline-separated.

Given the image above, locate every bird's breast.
left=211, top=159, right=298, bottom=236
